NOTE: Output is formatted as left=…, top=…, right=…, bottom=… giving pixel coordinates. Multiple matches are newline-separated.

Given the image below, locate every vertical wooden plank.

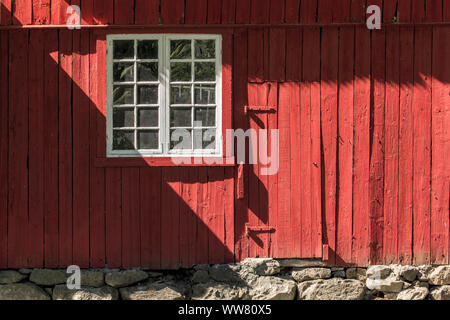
left=248, top=29, right=264, bottom=82
left=224, top=167, right=235, bottom=262
left=208, top=168, right=226, bottom=264
left=82, top=0, right=95, bottom=25
left=269, top=0, right=285, bottom=23
left=285, top=0, right=300, bottom=23
left=333, top=0, right=351, bottom=22
left=207, top=0, right=222, bottom=24
left=321, top=27, right=338, bottom=265
left=105, top=168, right=122, bottom=268
left=121, top=168, right=141, bottom=268
left=384, top=0, right=398, bottom=22
left=43, top=30, right=59, bottom=268
left=179, top=168, right=197, bottom=267
left=51, top=0, right=68, bottom=24
left=140, top=168, right=162, bottom=269
left=285, top=28, right=302, bottom=82
left=412, top=27, right=432, bottom=265
left=398, top=0, right=412, bottom=22
left=58, top=30, right=73, bottom=267
left=93, top=0, right=114, bottom=24
left=28, top=30, right=45, bottom=267
left=318, top=0, right=333, bottom=23
left=352, top=27, right=371, bottom=266
left=289, top=82, right=301, bottom=257
left=250, top=0, right=269, bottom=23
left=276, top=82, right=292, bottom=258
left=445, top=1, right=450, bottom=21
left=425, top=0, right=443, bottom=22
left=269, top=28, right=285, bottom=82
left=233, top=29, right=249, bottom=262
left=412, top=0, right=426, bottom=22
left=72, top=30, right=91, bottom=268
left=185, top=0, right=207, bottom=24
left=235, top=0, right=250, bottom=23
left=12, top=0, right=32, bottom=24
left=114, top=0, right=134, bottom=24
left=398, top=26, right=414, bottom=265
left=369, top=29, right=386, bottom=265
left=197, top=169, right=209, bottom=263
left=8, top=30, right=29, bottom=268
left=1, top=0, right=12, bottom=25
left=134, top=0, right=159, bottom=24
left=300, top=0, right=317, bottom=23
left=351, top=0, right=365, bottom=23
left=90, top=33, right=106, bottom=268
left=32, top=0, right=50, bottom=24
left=222, top=0, right=236, bottom=24
left=0, top=31, right=8, bottom=268
left=383, top=27, right=400, bottom=264
left=161, top=168, right=181, bottom=269
left=431, top=26, right=450, bottom=265
left=161, top=0, right=185, bottom=24
left=336, top=27, right=354, bottom=265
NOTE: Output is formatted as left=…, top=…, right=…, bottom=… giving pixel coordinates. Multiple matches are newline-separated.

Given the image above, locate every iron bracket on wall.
left=244, top=106, right=277, bottom=115
left=245, top=224, right=276, bottom=237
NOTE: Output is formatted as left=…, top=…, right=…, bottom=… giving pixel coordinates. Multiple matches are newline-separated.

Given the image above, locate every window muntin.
left=107, top=34, right=222, bottom=157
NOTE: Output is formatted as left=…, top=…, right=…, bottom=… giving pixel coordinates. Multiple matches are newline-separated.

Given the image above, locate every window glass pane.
left=138, top=108, right=158, bottom=127
left=113, top=108, right=135, bottom=128
left=137, top=40, right=158, bottom=59
left=138, top=130, right=159, bottom=149
left=171, top=62, right=192, bottom=82
left=195, top=62, right=215, bottom=81
left=138, top=85, right=158, bottom=104
left=170, top=40, right=191, bottom=59
left=113, top=62, right=134, bottom=82
left=113, top=85, right=134, bottom=105
left=113, top=130, right=134, bottom=150
left=170, top=108, right=192, bottom=127
left=170, top=85, right=191, bottom=104
left=137, top=62, right=158, bottom=82
left=194, top=84, right=215, bottom=104
left=114, top=40, right=134, bottom=59
left=195, top=40, right=215, bottom=59
left=194, top=129, right=216, bottom=150
left=170, top=129, right=192, bottom=150
left=194, top=108, right=215, bottom=127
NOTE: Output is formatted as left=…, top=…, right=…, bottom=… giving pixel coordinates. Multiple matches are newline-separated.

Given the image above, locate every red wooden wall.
left=0, top=0, right=449, bottom=269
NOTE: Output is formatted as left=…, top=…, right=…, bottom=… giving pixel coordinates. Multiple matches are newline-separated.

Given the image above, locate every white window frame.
left=106, top=34, right=223, bottom=158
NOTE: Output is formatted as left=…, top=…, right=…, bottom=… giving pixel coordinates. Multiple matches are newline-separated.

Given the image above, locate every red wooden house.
left=0, top=0, right=449, bottom=270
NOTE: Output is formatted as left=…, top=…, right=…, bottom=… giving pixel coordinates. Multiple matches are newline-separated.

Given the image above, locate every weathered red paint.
left=0, top=0, right=449, bottom=269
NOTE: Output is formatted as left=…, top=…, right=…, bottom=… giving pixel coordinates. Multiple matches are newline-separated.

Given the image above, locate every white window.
left=106, top=34, right=222, bottom=157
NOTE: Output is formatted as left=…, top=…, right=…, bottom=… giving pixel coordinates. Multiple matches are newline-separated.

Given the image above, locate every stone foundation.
left=1, top=260, right=450, bottom=300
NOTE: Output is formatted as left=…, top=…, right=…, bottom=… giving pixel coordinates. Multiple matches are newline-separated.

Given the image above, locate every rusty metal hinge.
left=245, top=224, right=276, bottom=237
left=244, top=105, right=277, bottom=115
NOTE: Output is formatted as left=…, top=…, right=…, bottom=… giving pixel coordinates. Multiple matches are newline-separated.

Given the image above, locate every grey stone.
left=30, top=269, right=67, bottom=286
left=209, top=264, right=242, bottom=283
left=397, top=287, right=429, bottom=300
left=291, top=268, right=332, bottom=282
left=248, top=277, right=296, bottom=300
left=366, top=276, right=405, bottom=293
left=430, top=285, right=450, bottom=300
left=428, top=266, right=450, bottom=285
left=417, top=265, right=434, bottom=281
left=0, top=283, right=50, bottom=300
left=384, top=293, right=398, bottom=300
left=332, top=271, right=346, bottom=278
left=105, top=270, right=148, bottom=288
left=277, top=259, right=324, bottom=268
left=45, top=288, right=53, bottom=296
left=148, top=272, right=163, bottom=278
left=120, top=281, right=186, bottom=300
left=194, top=264, right=210, bottom=271
left=346, top=268, right=367, bottom=281
left=192, top=281, right=249, bottom=300
left=297, top=278, right=365, bottom=300
left=192, top=270, right=209, bottom=284
left=391, top=265, right=419, bottom=282
left=0, top=270, right=27, bottom=284
left=81, top=270, right=104, bottom=288
left=366, top=265, right=392, bottom=279
left=18, top=269, right=33, bottom=275
left=241, top=258, right=281, bottom=276
left=53, top=285, right=118, bottom=300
